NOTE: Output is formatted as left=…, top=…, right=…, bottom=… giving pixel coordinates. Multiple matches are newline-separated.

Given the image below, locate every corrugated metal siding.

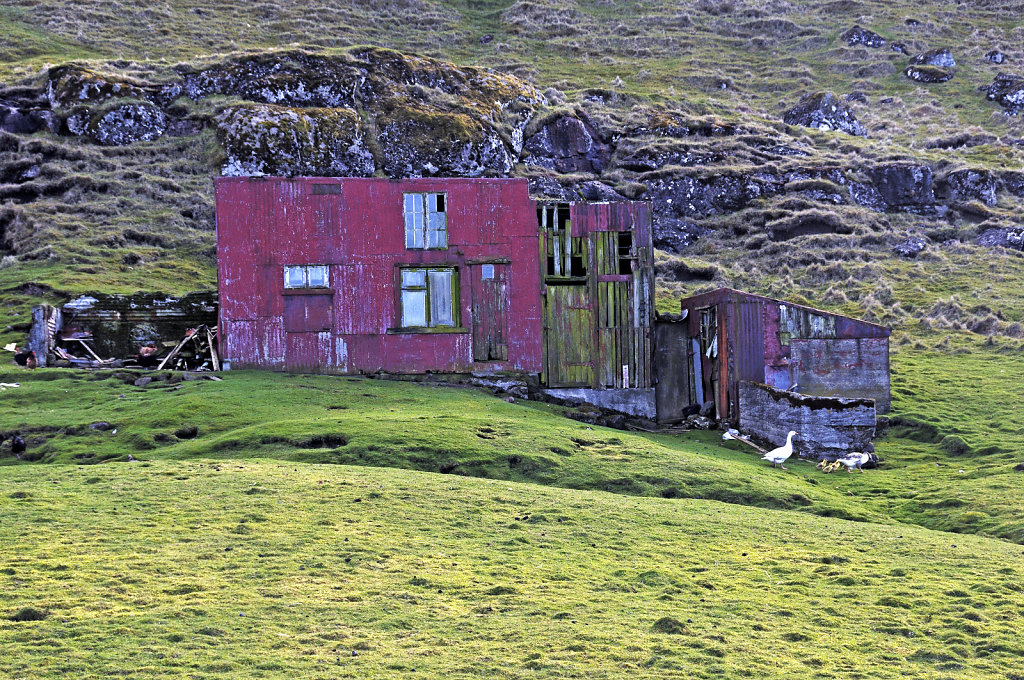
left=216, top=177, right=547, bottom=375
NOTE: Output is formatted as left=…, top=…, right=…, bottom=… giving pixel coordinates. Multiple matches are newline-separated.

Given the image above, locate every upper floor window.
left=284, top=264, right=329, bottom=289
left=404, top=192, right=447, bottom=249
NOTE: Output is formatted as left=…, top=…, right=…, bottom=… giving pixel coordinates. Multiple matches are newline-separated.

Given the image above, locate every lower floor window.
left=400, top=267, right=456, bottom=328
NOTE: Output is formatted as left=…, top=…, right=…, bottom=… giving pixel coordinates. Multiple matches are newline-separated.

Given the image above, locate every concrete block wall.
left=738, top=381, right=876, bottom=459
left=790, top=337, right=891, bottom=412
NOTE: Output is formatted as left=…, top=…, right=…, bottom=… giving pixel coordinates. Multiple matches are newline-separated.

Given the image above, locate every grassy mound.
left=1, top=459, right=1022, bottom=679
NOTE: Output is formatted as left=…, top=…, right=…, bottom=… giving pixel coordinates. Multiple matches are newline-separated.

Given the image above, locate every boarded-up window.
left=403, top=193, right=447, bottom=250
left=284, top=265, right=329, bottom=289
left=400, top=267, right=457, bottom=328
left=284, top=294, right=333, bottom=332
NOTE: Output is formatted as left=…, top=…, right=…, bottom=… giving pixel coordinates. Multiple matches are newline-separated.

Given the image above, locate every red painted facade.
left=216, top=177, right=651, bottom=380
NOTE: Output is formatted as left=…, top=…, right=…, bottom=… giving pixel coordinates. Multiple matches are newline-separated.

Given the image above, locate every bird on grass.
left=762, top=431, right=797, bottom=469
left=835, top=452, right=871, bottom=473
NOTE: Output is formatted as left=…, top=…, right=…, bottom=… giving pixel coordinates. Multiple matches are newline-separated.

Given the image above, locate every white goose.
left=762, top=431, right=797, bottom=469
left=835, top=452, right=870, bottom=473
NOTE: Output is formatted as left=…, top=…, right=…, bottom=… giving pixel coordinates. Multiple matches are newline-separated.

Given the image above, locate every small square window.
left=284, top=266, right=306, bottom=289
left=404, top=192, right=447, bottom=250
left=480, top=264, right=494, bottom=280
left=307, top=265, right=328, bottom=288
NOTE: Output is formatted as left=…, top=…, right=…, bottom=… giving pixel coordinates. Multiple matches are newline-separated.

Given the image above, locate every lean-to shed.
left=677, top=288, right=891, bottom=424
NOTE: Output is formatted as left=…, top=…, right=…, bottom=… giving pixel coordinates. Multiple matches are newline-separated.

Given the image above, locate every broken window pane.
left=403, top=192, right=446, bottom=250
left=307, top=265, right=328, bottom=288
left=429, top=270, right=454, bottom=326
left=284, top=266, right=306, bottom=288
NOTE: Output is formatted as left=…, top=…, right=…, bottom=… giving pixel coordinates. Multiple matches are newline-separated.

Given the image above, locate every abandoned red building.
left=215, top=177, right=653, bottom=402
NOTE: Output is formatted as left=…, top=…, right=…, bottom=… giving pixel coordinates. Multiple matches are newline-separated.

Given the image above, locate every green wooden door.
left=544, top=285, right=594, bottom=387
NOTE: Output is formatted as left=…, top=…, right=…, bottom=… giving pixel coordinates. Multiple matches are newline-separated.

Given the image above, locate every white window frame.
left=284, top=264, right=329, bottom=289
left=399, top=267, right=457, bottom=328
left=403, top=192, right=447, bottom=250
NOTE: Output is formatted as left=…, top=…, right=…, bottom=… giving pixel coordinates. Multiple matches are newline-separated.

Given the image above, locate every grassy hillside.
left=3, top=459, right=1023, bottom=679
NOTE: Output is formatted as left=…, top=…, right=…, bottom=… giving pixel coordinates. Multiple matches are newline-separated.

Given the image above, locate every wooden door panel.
left=543, top=285, right=593, bottom=387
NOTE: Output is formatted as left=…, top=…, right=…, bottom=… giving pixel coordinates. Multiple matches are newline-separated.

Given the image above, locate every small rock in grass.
left=893, top=237, right=927, bottom=258
left=986, top=50, right=1006, bottom=64
left=1013, top=462, right=1024, bottom=472
left=783, top=91, right=867, bottom=137
left=910, top=47, right=956, bottom=69
left=89, top=421, right=114, bottom=431
left=905, top=65, right=954, bottom=83
left=840, top=25, right=886, bottom=48
left=134, top=377, right=152, bottom=387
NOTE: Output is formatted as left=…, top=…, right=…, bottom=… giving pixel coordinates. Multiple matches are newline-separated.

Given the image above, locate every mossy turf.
left=2, top=459, right=1023, bottom=679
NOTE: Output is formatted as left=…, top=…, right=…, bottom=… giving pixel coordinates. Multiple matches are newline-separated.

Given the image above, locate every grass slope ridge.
left=3, top=363, right=1024, bottom=545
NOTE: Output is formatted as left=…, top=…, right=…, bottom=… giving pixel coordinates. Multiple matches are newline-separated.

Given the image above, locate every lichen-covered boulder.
left=73, top=102, right=168, bottom=145
left=869, top=163, right=935, bottom=209
left=0, top=106, right=57, bottom=134
left=910, top=48, right=956, bottom=69
left=45, top=65, right=151, bottom=108
left=983, top=73, right=1024, bottom=114
left=943, top=169, right=998, bottom=206
left=783, top=92, right=866, bottom=136
left=216, top=104, right=374, bottom=177
left=523, top=112, right=611, bottom=173
left=841, top=25, right=886, bottom=48
left=904, top=65, right=953, bottom=83
left=376, top=100, right=513, bottom=177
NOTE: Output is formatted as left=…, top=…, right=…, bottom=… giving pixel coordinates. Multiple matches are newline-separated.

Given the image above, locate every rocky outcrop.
left=942, top=169, right=998, bottom=206
left=81, top=102, right=168, bottom=146
left=644, top=171, right=784, bottom=221
left=983, top=73, right=1024, bottom=114
left=841, top=25, right=886, bottom=48
left=216, top=105, right=374, bottom=177
left=522, top=112, right=611, bottom=173
left=783, top=92, right=866, bottom=136
left=867, top=163, right=935, bottom=209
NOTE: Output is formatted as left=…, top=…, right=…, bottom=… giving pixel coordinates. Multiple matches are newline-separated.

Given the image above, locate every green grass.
left=2, top=459, right=1023, bottom=679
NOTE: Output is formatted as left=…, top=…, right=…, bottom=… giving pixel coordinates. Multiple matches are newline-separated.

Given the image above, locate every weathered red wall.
left=216, top=177, right=543, bottom=375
